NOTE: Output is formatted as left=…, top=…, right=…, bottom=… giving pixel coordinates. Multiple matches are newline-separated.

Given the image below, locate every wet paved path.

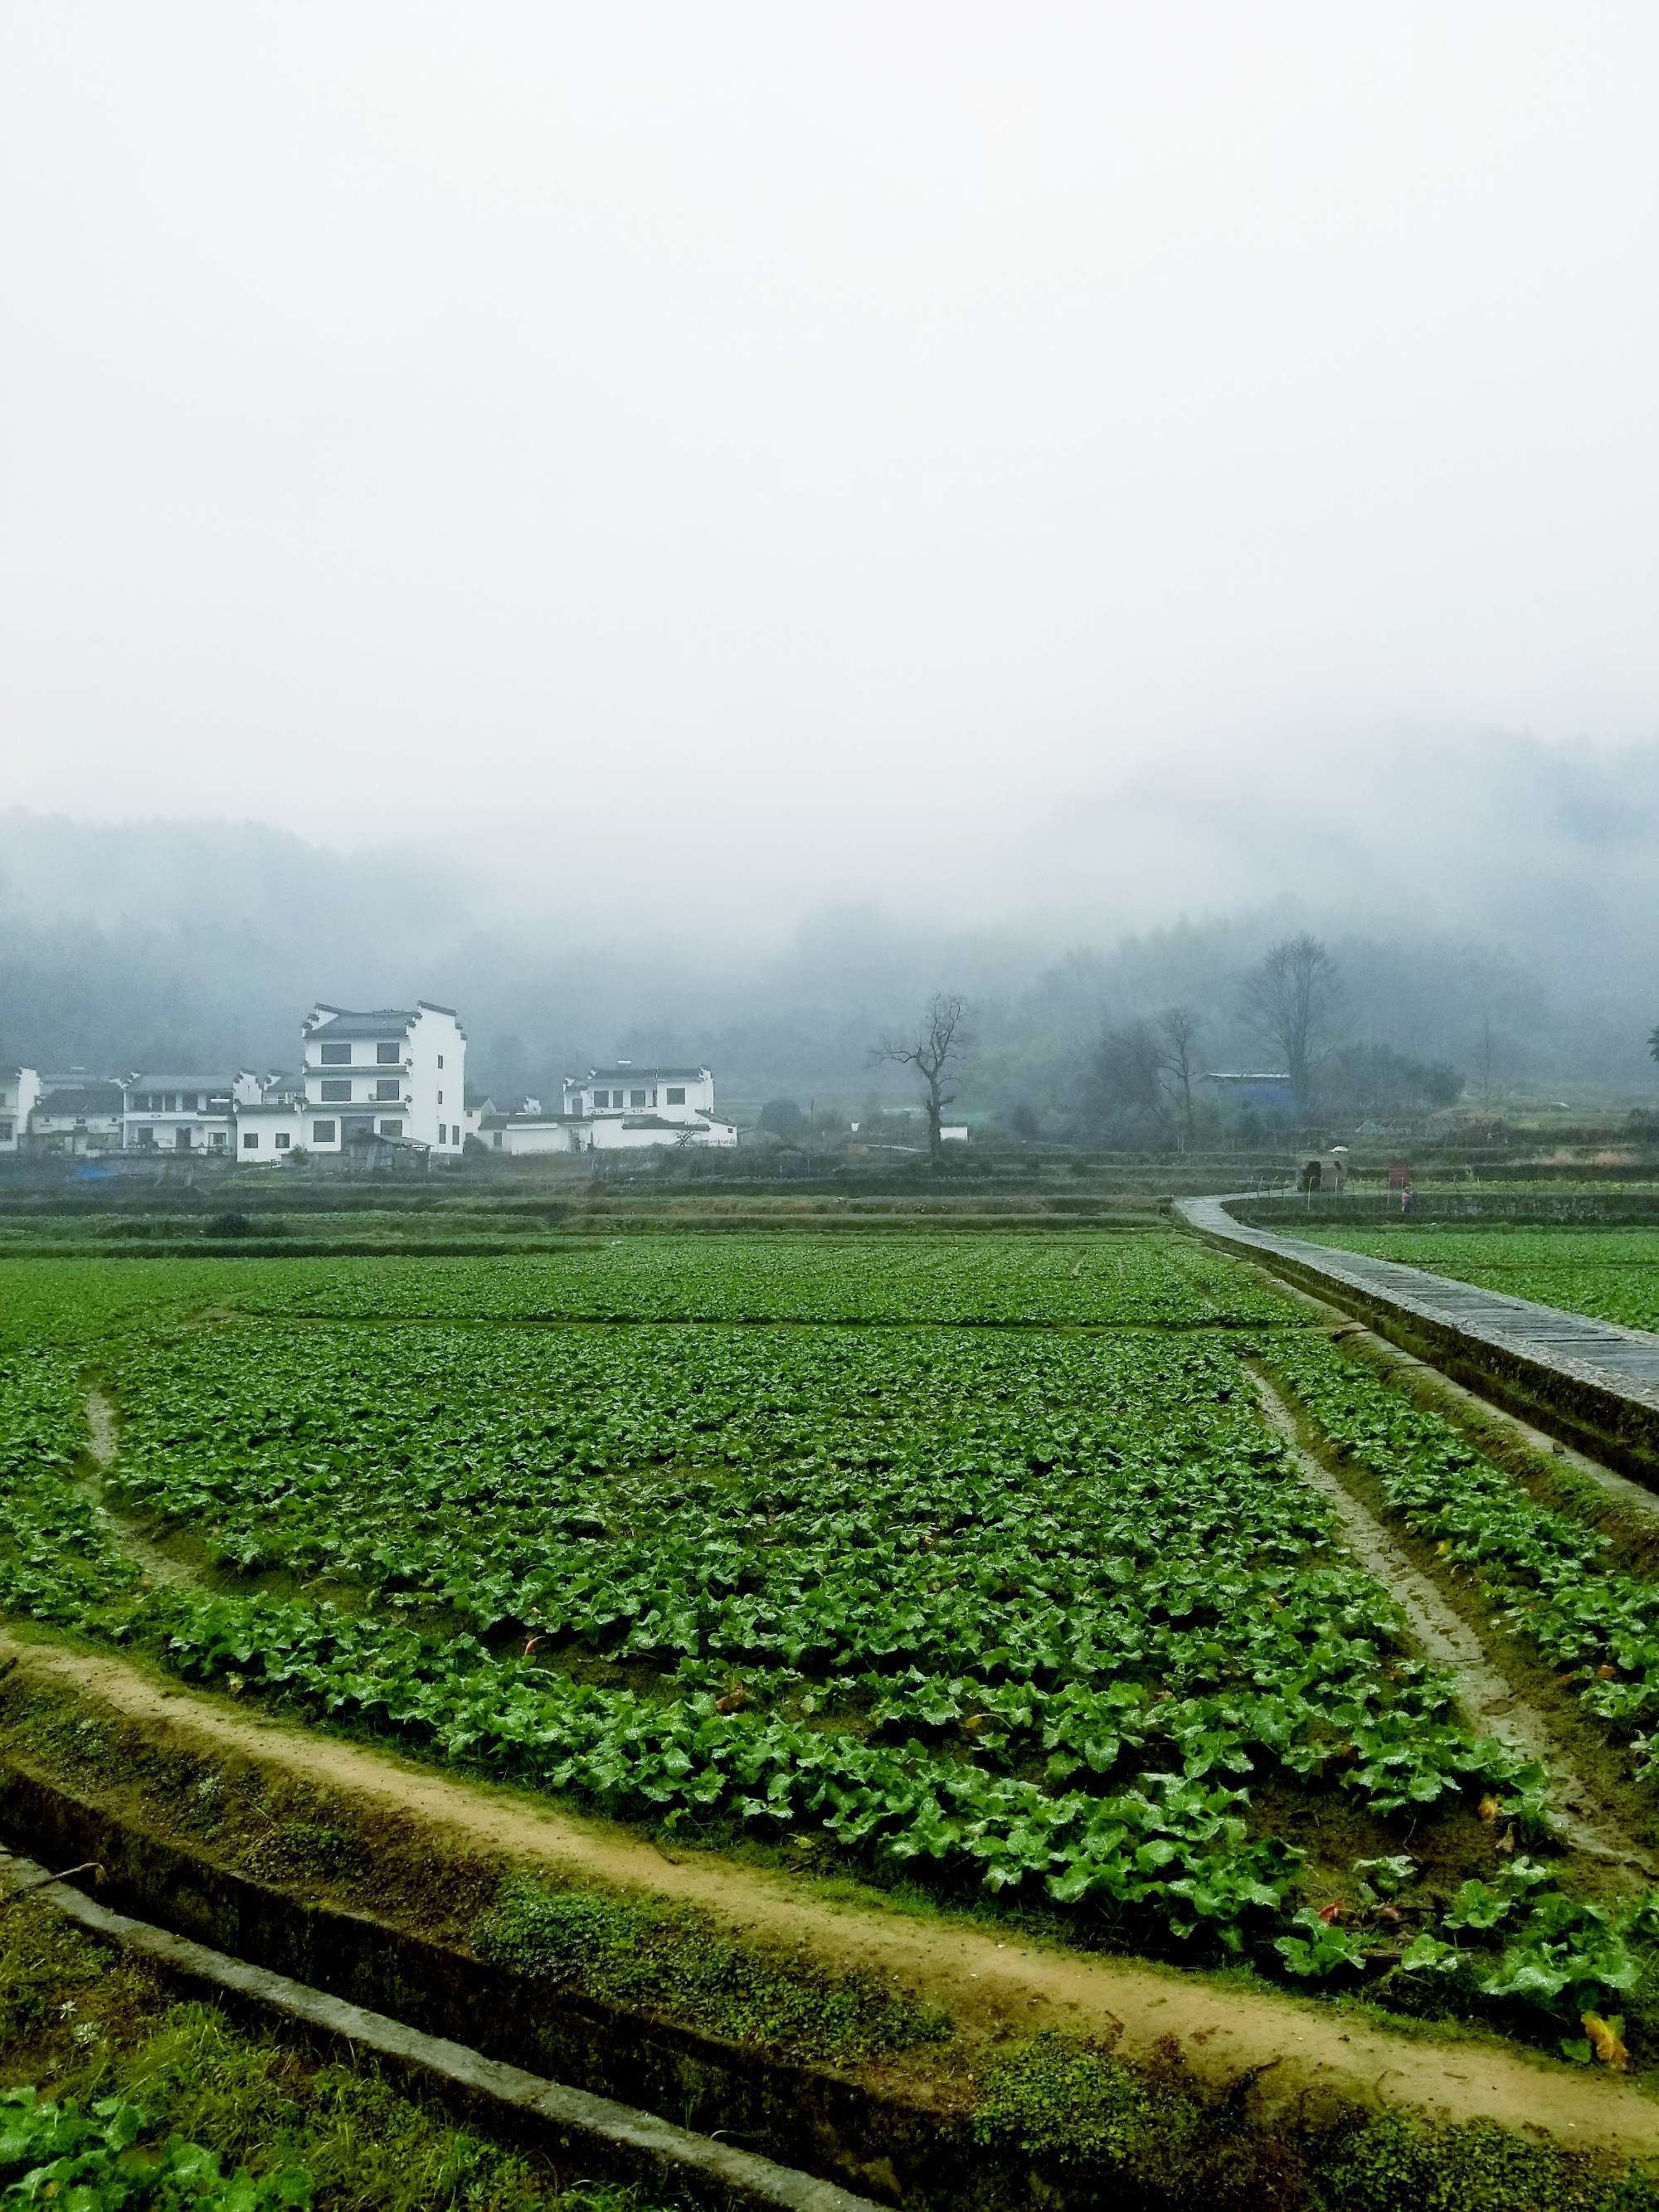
left=1175, top=1195, right=1659, bottom=1450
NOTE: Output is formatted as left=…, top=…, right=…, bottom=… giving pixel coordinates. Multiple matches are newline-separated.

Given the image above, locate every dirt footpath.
left=5, top=1628, right=1659, bottom=2159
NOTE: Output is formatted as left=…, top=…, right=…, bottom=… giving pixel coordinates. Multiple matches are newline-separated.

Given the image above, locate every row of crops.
left=0, top=1235, right=1289, bottom=1333
left=8, top=1239, right=1659, bottom=2059
left=1297, top=1225, right=1659, bottom=1336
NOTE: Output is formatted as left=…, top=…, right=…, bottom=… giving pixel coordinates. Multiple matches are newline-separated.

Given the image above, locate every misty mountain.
left=2, top=731, right=1652, bottom=1116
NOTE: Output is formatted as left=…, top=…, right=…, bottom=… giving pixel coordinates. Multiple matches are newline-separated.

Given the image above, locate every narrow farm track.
left=75, top=1386, right=197, bottom=1595
left=1248, top=1368, right=1655, bottom=1881
left=6, top=1627, right=1659, bottom=2159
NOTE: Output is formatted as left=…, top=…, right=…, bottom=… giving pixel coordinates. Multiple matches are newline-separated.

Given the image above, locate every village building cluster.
left=1, top=1004, right=737, bottom=1165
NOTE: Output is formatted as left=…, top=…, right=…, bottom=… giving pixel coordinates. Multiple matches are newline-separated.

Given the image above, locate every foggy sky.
left=4, top=3, right=1657, bottom=932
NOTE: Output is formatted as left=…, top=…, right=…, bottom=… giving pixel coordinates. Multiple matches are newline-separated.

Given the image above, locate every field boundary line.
left=0, top=1846, right=882, bottom=2212
left=9, top=1629, right=1659, bottom=2155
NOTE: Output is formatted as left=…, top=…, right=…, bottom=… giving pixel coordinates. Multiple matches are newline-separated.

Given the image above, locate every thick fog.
left=2, top=6, right=1657, bottom=1101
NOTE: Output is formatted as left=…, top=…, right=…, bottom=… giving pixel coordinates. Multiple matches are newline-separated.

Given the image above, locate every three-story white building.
left=298, top=1002, right=469, bottom=1159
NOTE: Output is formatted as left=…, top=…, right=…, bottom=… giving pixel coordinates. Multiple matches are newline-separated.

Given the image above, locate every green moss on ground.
left=478, top=1875, right=952, bottom=2066
left=971, top=2031, right=1659, bottom=2210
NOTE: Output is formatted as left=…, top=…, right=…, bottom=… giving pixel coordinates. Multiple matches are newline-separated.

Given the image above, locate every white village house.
left=236, top=1002, right=474, bottom=1163
left=6, top=1014, right=735, bottom=1167
left=480, top=1062, right=737, bottom=1155
left=29, top=1078, right=124, bottom=1155
left=119, top=1073, right=250, bottom=1155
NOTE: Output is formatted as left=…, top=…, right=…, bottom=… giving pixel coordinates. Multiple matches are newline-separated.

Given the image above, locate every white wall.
left=235, top=1106, right=308, bottom=1162
left=491, top=1120, right=574, bottom=1156
left=583, top=1115, right=737, bottom=1151
left=409, top=1004, right=466, bottom=1153
left=0, top=1069, right=41, bottom=1152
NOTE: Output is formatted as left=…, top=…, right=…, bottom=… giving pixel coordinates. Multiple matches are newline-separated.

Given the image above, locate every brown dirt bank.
left=4, top=1627, right=1659, bottom=2163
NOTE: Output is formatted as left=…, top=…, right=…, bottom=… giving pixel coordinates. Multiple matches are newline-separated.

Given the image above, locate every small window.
left=379, top=1117, right=401, bottom=1137
left=436, top=1090, right=443, bottom=1105
left=375, top=1077, right=400, bottom=1101
left=210, top=1131, right=226, bottom=1147
left=320, top=1080, right=350, bottom=1103
left=492, top=1131, right=503, bottom=1149
left=593, top=1089, right=609, bottom=1109
left=312, top=1120, right=337, bottom=1144
left=630, top=1089, right=646, bottom=1108
left=275, top=1132, right=290, bottom=1150
left=242, top=1131, right=259, bottom=1149
left=376, top=1043, right=400, bottom=1065
left=437, top=1053, right=445, bottom=1068
left=666, top=1086, right=685, bottom=1105
left=165, top=1093, right=178, bottom=1111
left=319, top=1042, right=351, bottom=1066
left=436, top=1123, right=446, bottom=1145
left=0, top=1121, right=12, bottom=1143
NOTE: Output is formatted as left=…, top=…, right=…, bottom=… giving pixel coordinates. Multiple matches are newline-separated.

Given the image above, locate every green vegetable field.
left=1296, top=1226, right=1659, bottom=1335
left=7, top=1232, right=1659, bottom=2064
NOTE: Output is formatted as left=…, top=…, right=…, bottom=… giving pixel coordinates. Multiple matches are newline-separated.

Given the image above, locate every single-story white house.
left=481, top=1062, right=737, bottom=1155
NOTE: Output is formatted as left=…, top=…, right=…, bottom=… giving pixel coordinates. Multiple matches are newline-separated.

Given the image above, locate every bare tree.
left=871, top=992, right=971, bottom=1164
left=1155, top=1005, right=1201, bottom=1149
left=1240, top=935, right=1340, bottom=1114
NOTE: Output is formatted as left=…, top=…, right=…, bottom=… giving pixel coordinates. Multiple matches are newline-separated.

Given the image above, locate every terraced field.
left=7, top=1232, right=1659, bottom=2087
left=1297, top=1226, right=1659, bottom=1337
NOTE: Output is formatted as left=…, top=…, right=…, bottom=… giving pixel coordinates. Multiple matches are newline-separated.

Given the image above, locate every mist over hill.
left=2, top=728, right=1652, bottom=1120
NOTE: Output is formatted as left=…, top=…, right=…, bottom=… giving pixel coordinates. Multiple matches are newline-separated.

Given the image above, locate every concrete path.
left=1175, top=1194, right=1659, bottom=1471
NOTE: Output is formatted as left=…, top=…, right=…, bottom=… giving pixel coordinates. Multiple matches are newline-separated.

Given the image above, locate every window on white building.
left=379, top=1118, right=402, bottom=1136
left=376, top=1043, right=400, bottom=1065
left=666, top=1087, right=685, bottom=1104
left=630, top=1089, right=646, bottom=1107
left=242, top=1132, right=259, bottom=1149
left=493, top=1132, right=503, bottom=1148
left=437, top=1054, right=445, bottom=1068
left=312, top=1121, right=337, bottom=1144
left=0, top=1121, right=12, bottom=1142
left=211, top=1131, right=226, bottom=1148
left=275, top=1132, right=290, bottom=1150
left=320, top=1080, right=350, bottom=1103
left=319, top=1043, right=351, bottom=1065
left=375, top=1078, right=399, bottom=1101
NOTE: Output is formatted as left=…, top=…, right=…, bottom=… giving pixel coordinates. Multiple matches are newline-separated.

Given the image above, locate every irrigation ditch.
left=7, top=1632, right=1659, bottom=2207
left=1175, top=1196, right=1659, bottom=1485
